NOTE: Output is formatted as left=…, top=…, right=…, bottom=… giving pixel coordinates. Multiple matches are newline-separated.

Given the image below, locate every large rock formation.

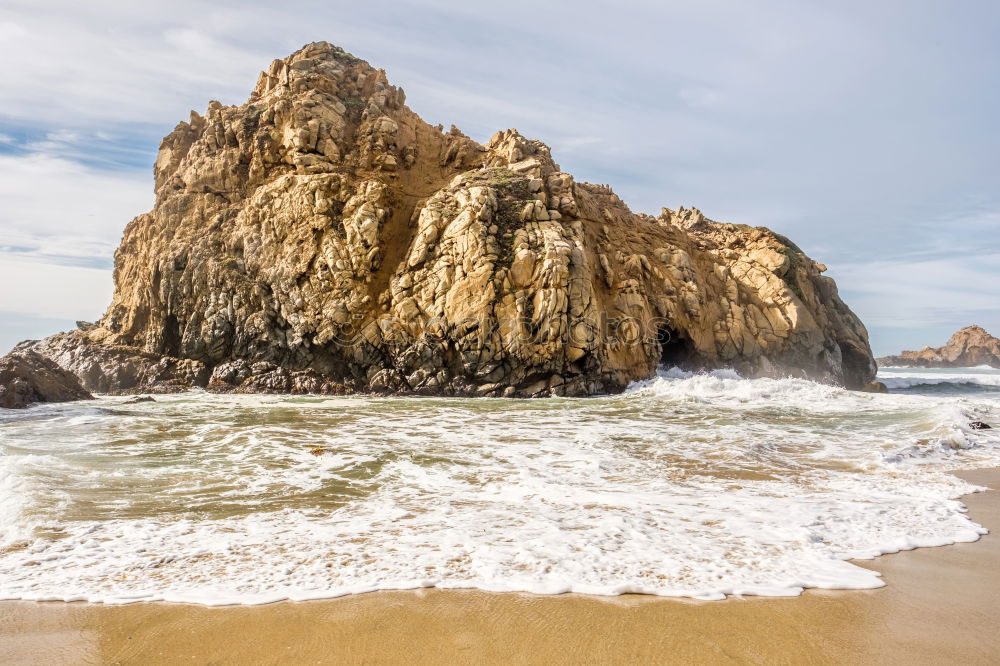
left=0, top=350, right=93, bottom=409
left=878, top=326, right=1000, bottom=368
left=23, top=42, right=875, bottom=396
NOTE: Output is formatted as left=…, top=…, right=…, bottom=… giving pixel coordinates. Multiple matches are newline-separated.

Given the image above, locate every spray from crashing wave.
left=0, top=367, right=998, bottom=604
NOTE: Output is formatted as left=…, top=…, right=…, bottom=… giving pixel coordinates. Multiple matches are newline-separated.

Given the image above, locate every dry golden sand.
left=2, top=468, right=999, bottom=665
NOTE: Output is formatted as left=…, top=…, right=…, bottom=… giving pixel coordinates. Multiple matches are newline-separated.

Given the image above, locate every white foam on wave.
left=627, top=367, right=871, bottom=410
left=632, top=369, right=1000, bottom=461
left=877, top=371, right=1000, bottom=390
left=0, top=373, right=999, bottom=605
left=880, top=365, right=999, bottom=372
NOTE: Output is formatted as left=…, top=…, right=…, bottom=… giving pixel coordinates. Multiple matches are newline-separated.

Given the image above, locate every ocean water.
left=1, top=366, right=998, bottom=605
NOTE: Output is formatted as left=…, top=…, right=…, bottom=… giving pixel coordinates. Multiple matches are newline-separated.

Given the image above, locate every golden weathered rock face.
left=878, top=326, right=1000, bottom=369
left=31, top=41, right=875, bottom=395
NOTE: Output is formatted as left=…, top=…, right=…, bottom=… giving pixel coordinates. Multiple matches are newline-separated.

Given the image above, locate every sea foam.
left=877, top=369, right=1000, bottom=390
left=0, top=369, right=998, bottom=605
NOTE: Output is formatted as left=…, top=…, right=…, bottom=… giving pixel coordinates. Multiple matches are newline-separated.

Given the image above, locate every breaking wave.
left=0, top=367, right=998, bottom=604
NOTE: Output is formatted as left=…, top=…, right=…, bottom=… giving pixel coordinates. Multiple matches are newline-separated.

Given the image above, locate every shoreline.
left=1, top=467, right=998, bottom=665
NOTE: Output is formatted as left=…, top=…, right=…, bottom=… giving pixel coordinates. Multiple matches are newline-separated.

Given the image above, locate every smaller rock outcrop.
left=878, top=325, right=1000, bottom=368
left=0, top=350, right=94, bottom=409
left=13, top=330, right=209, bottom=394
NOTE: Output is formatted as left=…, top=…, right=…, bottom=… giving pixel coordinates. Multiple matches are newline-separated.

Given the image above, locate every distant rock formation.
left=21, top=41, right=875, bottom=396
left=0, top=350, right=93, bottom=409
left=878, top=325, right=1000, bottom=369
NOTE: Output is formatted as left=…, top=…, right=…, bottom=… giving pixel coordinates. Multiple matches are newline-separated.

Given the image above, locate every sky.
left=1, top=0, right=998, bottom=357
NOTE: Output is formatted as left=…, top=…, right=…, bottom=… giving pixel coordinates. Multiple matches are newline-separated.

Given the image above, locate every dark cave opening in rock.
left=658, top=326, right=695, bottom=370
left=163, top=314, right=182, bottom=357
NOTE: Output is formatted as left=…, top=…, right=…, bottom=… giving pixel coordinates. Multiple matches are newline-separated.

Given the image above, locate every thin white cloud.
left=0, top=4, right=270, bottom=127
left=0, top=258, right=111, bottom=321
left=0, top=152, right=151, bottom=263
left=833, top=253, right=1000, bottom=354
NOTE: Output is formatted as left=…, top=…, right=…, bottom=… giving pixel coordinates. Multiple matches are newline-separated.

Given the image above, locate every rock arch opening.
left=658, top=326, right=695, bottom=369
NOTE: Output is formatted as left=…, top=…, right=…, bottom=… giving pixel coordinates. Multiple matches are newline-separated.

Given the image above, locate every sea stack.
left=878, top=325, right=1000, bottom=368
left=17, top=41, right=876, bottom=396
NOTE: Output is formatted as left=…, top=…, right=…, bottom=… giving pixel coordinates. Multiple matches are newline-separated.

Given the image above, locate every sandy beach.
left=0, top=467, right=996, bottom=665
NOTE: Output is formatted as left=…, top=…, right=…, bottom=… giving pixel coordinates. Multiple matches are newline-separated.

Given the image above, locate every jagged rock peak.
left=249, top=41, right=405, bottom=108
left=948, top=325, right=997, bottom=348
left=21, top=41, right=877, bottom=396
left=878, top=325, right=1000, bottom=369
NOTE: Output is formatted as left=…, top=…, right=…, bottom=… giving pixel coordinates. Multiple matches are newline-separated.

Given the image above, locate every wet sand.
left=2, top=468, right=998, bottom=665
